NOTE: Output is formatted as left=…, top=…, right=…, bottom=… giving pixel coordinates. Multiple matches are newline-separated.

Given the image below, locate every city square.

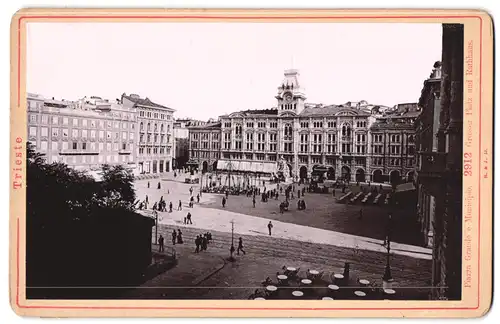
left=25, top=21, right=464, bottom=301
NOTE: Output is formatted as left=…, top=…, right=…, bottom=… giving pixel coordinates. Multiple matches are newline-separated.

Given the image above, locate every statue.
left=276, top=156, right=291, bottom=183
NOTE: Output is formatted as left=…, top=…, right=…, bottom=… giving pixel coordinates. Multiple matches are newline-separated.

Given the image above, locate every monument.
left=276, top=156, right=292, bottom=184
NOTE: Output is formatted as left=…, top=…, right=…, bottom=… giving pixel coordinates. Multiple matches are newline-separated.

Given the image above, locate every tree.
left=25, top=142, right=154, bottom=299
left=98, top=164, right=136, bottom=210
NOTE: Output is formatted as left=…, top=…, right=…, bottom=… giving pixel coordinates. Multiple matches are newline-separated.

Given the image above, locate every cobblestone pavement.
left=124, top=223, right=431, bottom=300
left=201, top=186, right=424, bottom=247
left=129, top=175, right=431, bottom=299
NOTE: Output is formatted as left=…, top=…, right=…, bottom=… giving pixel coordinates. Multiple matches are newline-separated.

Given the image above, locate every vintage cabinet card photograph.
left=9, top=8, right=493, bottom=318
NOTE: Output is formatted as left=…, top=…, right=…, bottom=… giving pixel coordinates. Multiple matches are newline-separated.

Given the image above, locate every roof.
left=370, top=120, right=415, bottom=131
left=122, top=94, right=174, bottom=111
left=380, top=110, right=421, bottom=119
left=187, top=122, right=221, bottom=130
left=299, top=105, right=371, bottom=117
left=395, top=182, right=416, bottom=192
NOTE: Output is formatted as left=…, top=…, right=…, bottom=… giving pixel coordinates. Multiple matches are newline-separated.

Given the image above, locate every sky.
left=27, top=22, right=442, bottom=120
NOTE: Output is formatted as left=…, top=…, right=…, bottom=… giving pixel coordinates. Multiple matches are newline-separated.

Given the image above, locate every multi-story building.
left=121, top=93, right=175, bottom=174
left=187, top=122, right=222, bottom=172
left=173, top=118, right=208, bottom=169
left=27, top=93, right=139, bottom=173
left=414, top=24, right=463, bottom=300
left=369, top=103, right=419, bottom=185
left=215, top=69, right=402, bottom=182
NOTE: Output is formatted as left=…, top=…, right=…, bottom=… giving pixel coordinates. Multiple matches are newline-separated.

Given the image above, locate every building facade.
left=121, top=93, right=175, bottom=174
left=27, top=93, right=139, bottom=173
left=212, top=69, right=417, bottom=183
left=187, top=122, right=222, bottom=172
left=369, top=103, right=419, bottom=185
left=173, top=118, right=208, bottom=169
left=415, top=24, right=463, bottom=300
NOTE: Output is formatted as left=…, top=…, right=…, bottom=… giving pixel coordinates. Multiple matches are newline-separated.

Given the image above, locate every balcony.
left=416, top=151, right=447, bottom=183
left=59, top=149, right=99, bottom=155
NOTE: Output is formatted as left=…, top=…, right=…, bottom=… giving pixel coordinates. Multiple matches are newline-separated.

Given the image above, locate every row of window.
left=35, top=140, right=133, bottom=152
left=139, top=122, right=171, bottom=133
left=139, top=110, right=171, bottom=120
left=222, top=153, right=278, bottom=162
left=191, top=151, right=219, bottom=159
left=29, top=126, right=135, bottom=141
left=139, top=134, right=171, bottom=144
left=46, top=154, right=134, bottom=164
left=371, top=157, right=415, bottom=166
left=29, top=114, right=134, bottom=130
left=138, top=147, right=171, bottom=155
left=223, top=122, right=279, bottom=129
left=190, top=142, right=220, bottom=150
left=191, top=133, right=219, bottom=140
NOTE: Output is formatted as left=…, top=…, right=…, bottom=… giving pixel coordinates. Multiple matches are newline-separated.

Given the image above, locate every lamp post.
left=229, top=219, right=235, bottom=262
left=382, top=212, right=394, bottom=290
left=154, top=210, right=159, bottom=245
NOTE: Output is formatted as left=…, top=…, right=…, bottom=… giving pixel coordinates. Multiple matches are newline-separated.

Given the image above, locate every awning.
left=395, top=182, right=416, bottom=192
left=216, top=159, right=277, bottom=174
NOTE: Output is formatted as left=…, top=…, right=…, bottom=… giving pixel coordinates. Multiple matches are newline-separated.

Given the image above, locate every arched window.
left=147, top=123, right=150, bottom=131
left=235, top=124, right=242, bottom=135
left=160, top=124, right=164, bottom=132
left=140, top=122, right=144, bottom=131
left=284, top=124, right=292, bottom=136
left=154, top=123, right=157, bottom=131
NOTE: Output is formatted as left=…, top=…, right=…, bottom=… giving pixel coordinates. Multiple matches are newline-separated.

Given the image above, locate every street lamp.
left=229, top=219, right=235, bottom=262
left=382, top=212, right=394, bottom=290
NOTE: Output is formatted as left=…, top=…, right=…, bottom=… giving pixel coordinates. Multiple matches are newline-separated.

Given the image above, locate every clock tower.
left=276, top=69, right=306, bottom=115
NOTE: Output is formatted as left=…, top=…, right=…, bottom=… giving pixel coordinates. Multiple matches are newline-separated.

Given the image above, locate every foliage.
left=26, top=142, right=152, bottom=298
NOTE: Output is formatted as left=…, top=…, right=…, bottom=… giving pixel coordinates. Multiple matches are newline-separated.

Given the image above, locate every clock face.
left=283, top=92, right=293, bottom=102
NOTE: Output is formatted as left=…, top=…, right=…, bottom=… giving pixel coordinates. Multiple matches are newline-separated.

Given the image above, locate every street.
left=126, top=174, right=432, bottom=299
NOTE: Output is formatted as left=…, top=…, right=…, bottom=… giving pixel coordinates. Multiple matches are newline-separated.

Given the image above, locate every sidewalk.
left=156, top=202, right=431, bottom=261
left=135, top=177, right=431, bottom=260
left=124, top=245, right=226, bottom=299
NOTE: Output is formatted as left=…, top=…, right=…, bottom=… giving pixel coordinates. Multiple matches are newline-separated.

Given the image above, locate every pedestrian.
left=177, top=229, right=183, bottom=244
left=237, top=237, right=246, bottom=255
left=187, top=212, right=193, bottom=224
left=158, top=235, right=165, bottom=252
left=195, top=235, right=201, bottom=253
left=152, top=202, right=157, bottom=211
left=252, top=196, right=256, bottom=208
left=202, top=235, right=208, bottom=251
left=147, top=181, right=150, bottom=189
left=222, top=196, right=226, bottom=208
left=197, top=194, right=200, bottom=203
left=190, top=196, right=194, bottom=208
left=225, top=191, right=229, bottom=199
left=158, top=182, right=161, bottom=189
left=145, top=195, right=149, bottom=204
left=267, top=221, right=273, bottom=236
left=169, top=201, right=173, bottom=213
left=358, top=208, right=363, bottom=220
left=178, top=200, right=182, bottom=211
left=172, top=230, right=177, bottom=245
left=189, top=187, right=193, bottom=195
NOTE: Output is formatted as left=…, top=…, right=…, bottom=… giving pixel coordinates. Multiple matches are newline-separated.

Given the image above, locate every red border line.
left=16, top=14, right=483, bottom=312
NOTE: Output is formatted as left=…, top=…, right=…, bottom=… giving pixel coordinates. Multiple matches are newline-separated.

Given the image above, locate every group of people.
left=147, top=181, right=162, bottom=190
left=152, top=196, right=167, bottom=212
left=194, top=232, right=213, bottom=253
left=157, top=228, right=184, bottom=252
